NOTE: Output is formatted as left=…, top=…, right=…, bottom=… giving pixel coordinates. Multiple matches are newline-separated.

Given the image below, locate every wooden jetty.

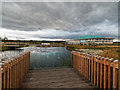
left=21, top=68, right=96, bottom=88
left=0, top=50, right=120, bottom=89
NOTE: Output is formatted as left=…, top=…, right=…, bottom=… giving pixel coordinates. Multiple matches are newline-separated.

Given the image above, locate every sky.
left=1, top=2, right=118, bottom=41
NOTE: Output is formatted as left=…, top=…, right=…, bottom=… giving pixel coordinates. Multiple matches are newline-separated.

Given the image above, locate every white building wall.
left=41, top=43, right=50, bottom=45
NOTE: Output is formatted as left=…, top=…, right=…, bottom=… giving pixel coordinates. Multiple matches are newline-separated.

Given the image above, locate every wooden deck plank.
left=21, top=68, right=96, bottom=88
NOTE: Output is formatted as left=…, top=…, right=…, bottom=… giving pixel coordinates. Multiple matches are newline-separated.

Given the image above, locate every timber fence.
left=0, top=51, right=30, bottom=89
left=71, top=51, right=120, bottom=89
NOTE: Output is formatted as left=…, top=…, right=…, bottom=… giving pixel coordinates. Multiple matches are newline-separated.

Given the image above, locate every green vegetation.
left=2, top=46, right=8, bottom=51
left=1, top=58, right=5, bottom=61
left=24, top=44, right=29, bottom=47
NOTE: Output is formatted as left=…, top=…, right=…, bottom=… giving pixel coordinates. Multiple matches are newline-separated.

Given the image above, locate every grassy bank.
left=1, top=46, right=17, bottom=51
left=2, top=46, right=8, bottom=51
left=66, top=45, right=119, bottom=60
left=66, top=45, right=108, bottom=51
left=98, top=47, right=119, bottom=60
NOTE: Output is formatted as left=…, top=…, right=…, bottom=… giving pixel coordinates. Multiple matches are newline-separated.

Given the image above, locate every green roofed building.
left=67, top=35, right=114, bottom=45
left=74, top=35, right=101, bottom=40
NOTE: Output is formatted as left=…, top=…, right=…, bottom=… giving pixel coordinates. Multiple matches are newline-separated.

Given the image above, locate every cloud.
left=1, top=2, right=118, bottom=40
left=0, top=28, right=78, bottom=40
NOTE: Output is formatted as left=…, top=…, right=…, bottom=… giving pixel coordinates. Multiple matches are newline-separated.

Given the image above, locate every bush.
left=2, top=46, right=8, bottom=51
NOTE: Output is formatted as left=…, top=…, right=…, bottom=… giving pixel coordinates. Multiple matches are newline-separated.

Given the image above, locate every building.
left=66, top=39, right=80, bottom=45
left=113, top=38, right=120, bottom=44
left=41, top=43, right=50, bottom=45
left=66, top=35, right=114, bottom=45
left=113, top=38, right=120, bottom=43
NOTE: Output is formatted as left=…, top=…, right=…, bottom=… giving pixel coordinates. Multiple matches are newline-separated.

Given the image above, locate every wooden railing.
left=0, top=51, right=30, bottom=89
left=71, top=51, right=120, bottom=89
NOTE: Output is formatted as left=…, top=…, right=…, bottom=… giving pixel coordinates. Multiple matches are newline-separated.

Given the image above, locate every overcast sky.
left=1, top=2, right=118, bottom=40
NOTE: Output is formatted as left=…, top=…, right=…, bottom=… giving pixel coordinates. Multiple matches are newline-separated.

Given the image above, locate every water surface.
left=0, top=47, right=71, bottom=69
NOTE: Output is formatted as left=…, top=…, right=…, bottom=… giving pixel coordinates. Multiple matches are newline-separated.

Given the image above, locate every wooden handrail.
left=71, top=51, right=119, bottom=89
left=0, top=51, right=30, bottom=89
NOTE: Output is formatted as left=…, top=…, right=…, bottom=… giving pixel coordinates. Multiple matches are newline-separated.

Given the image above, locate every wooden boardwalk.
left=21, top=68, right=96, bottom=88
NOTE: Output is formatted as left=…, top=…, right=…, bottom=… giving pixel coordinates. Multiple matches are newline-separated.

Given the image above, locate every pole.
left=0, top=64, right=2, bottom=90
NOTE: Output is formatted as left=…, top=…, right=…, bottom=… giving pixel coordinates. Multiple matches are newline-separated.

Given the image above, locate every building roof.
left=74, top=35, right=101, bottom=40
left=74, top=35, right=114, bottom=40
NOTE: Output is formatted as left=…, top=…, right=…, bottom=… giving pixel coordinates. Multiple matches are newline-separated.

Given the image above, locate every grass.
left=66, top=45, right=120, bottom=60
left=66, top=45, right=108, bottom=50
left=2, top=46, right=8, bottom=51
left=98, top=47, right=119, bottom=60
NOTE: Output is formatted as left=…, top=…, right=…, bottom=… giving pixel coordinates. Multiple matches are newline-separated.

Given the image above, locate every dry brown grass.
left=98, top=47, right=119, bottom=60
left=67, top=45, right=120, bottom=60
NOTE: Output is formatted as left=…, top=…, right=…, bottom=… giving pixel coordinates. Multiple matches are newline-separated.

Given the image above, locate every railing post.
left=89, top=55, right=91, bottom=81
left=74, top=54, right=76, bottom=69
left=103, top=57, right=108, bottom=89
left=97, top=56, right=101, bottom=88
left=87, top=54, right=89, bottom=79
left=113, top=60, right=118, bottom=89
left=14, top=59, right=17, bottom=88
left=100, top=57, right=104, bottom=88
left=12, top=61, right=15, bottom=88
left=78, top=53, right=81, bottom=73
left=28, top=52, right=30, bottom=71
left=79, top=54, right=81, bottom=74
left=71, top=52, right=73, bottom=67
left=81, top=54, right=83, bottom=75
left=81, top=53, right=82, bottom=75
left=73, top=53, right=75, bottom=68
left=91, top=55, right=94, bottom=83
left=9, top=60, right=13, bottom=89
left=108, top=58, right=113, bottom=89
left=85, top=54, right=87, bottom=78
left=83, top=54, right=85, bottom=76
left=77, top=53, right=79, bottom=71
left=0, top=64, right=2, bottom=90
left=7, top=61, right=10, bottom=89
left=119, top=60, right=120, bottom=90
left=3, top=65, right=7, bottom=89
left=74, top=53, right=76, bottom=69
left=94, top=56, right=97, bottom=85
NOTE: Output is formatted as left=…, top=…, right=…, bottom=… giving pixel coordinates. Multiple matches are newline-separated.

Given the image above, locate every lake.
left=0, top=47, right=71, bottom=69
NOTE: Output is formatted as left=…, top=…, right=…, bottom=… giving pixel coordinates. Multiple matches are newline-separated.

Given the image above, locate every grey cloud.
left=1, top=2, right=118, bottom=39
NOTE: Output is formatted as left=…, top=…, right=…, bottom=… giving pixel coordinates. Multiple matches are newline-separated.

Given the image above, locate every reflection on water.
left=24, top=47, right=71, bottom=69
left=0, top=49, right=24, bottom=61
left=0, top=47, right=71, bottom=69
